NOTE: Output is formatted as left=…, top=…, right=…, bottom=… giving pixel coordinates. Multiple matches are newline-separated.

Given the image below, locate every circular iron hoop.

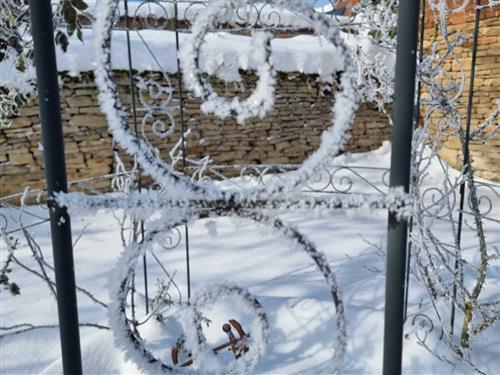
left=109, top=209, right=346, bottom=374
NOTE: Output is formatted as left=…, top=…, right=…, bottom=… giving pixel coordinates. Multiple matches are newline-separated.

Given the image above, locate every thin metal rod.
left=451, top=0, right=481, bottom=336
left=124, top=0, right=149, bottom=314
left=28, top=1, right=82, bottom=373
left=382, top=0, right=420, bottom=373
left=174, top=0, right=192, bottom=300
left=404, top=0, right=427, bottom=323
left=124, top=0, right=140, bottom=139
left=131, top=271, right=136, bottom=323
left=142, top=229, right=149, bottom=314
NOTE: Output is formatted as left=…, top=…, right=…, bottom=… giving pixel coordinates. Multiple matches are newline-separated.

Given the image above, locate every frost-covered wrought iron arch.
left=90, top=0, right=364, bottom=372
left=80, top=0, right=413, bottom=373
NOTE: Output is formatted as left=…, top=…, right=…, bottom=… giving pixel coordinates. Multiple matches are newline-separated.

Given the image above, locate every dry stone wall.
left=423, top=3, right=500, bottom=182
left=0, top=70, right=392, bottom=197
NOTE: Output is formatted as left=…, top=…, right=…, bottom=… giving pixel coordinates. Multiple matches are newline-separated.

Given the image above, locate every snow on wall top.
left=0, top=27, right=394, bottom=92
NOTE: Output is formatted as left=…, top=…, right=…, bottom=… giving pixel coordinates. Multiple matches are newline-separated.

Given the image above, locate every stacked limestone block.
left=0, top=70, right=392, bottom=197
left=423, top=3, right=499, bottom=182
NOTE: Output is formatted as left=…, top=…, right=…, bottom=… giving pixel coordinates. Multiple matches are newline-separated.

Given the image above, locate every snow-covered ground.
left=1, top=143, right=499, bottom=374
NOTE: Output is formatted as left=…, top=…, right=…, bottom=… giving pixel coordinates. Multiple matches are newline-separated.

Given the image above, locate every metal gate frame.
left=26, top=0, right=498, bottom=374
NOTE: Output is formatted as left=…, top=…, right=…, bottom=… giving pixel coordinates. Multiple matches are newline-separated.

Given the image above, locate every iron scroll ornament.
left=93, top=0, right=360, bottom=200
left=90, top=0, right=397, bottom=373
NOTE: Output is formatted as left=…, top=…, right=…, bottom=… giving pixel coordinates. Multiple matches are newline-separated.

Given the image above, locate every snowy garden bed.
left=1, top=144, right=499, bottom=374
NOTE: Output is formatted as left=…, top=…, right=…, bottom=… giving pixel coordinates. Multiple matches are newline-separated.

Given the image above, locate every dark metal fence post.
left=404, top=0, right=427, bottom=324
left=382, top=0, right=420, bottom=374
left=174, top=0, right=192, bottom=301
left=29, top=1, right=83, bottom=374
left=123, top=0, right=149, bottom=316
left=451, top=0, right=482, bottom=336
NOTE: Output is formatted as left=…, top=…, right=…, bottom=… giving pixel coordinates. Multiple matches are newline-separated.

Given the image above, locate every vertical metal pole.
left=28, top=1, right=83, bottom=374
left=174, top=0, right=192, bottom=301
left=123, top=0, right=149, bottom=314
left=451, top=0, right=481, bottom=336
left=404, top=0, right=427, bottom=323
left=382, top=0, right=420, bottom=374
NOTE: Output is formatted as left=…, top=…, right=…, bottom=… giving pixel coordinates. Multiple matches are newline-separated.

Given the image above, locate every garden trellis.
left=0, top=0, right=499, bottom=374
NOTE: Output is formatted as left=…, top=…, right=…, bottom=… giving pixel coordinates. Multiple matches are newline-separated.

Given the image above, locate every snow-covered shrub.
left=405, top=1, right=500, bottom=372
left=0, top=0, right=89, bottom=127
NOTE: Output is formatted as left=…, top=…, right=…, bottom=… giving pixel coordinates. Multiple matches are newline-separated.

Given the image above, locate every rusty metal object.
left=171, top=336, right=193, bottom=367
left=172, top=319, right=249, bottom=366
left=216, top=319, right=250, bottom=359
